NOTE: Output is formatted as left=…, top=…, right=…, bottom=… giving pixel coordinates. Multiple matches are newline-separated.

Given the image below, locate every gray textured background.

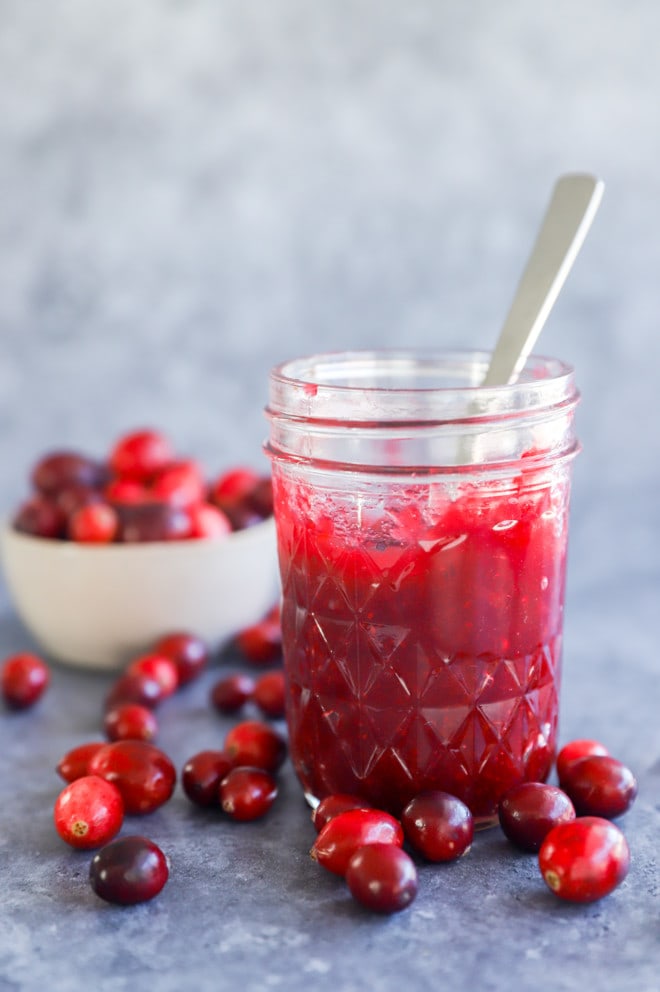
left=1, top=3, right=659, bottom=991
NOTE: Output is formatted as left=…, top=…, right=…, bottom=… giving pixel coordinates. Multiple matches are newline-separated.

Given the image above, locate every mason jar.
left=266, top=350, right=580, bottom=826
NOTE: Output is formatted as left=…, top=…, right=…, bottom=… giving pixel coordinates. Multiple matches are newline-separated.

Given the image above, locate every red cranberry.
left=105, top=671, right=165, bottom=711
left=559, top=756, right=638, bottom=819
left=89, top=836, right=169, bottom=905
left=127, top=653, right=179, bottom=698
left=539, top=816, right=630, bottom=902
left=32, top=451, right=105, bottom=496
left=88, top=740, right=176, bottom=815
left=557, top=739, right=609, bottom=784
left=56, top=483, right=103, bottom=518
left=56, top=741, right=106, bottom=782
left=109, top=429, right=174, bottom=482
left=235, top=608, right=282, bottom=666
left=68, top=502, right=119, bottom=543
left=401, top=791, right=474, bottom=862
left=311, top=794, right=374, bottom=833
left=13, top=496, right=65, bottom=539
left=210, top=673, right=255, bottom=714
left=116, top=502, right=190, bottom=542
left=187, top=502, right=232, bottom=539
left=182, top=750, right=234, bottom=808
left=209, top=467, right=260, bottom=516
left=1, top=652, right=50, bottom=709
left=252, top=670, right=286, bottom=719
left=224, top=720, right=286, bottom=773
left=154, top=631, right=209, bottom=686
left=104, top=703, right=158, bottom=742
left=498, top=782, right=576, bottom=852
left=346, top=844, right=418, bottom=914
left=104, top=478, right=149, bottom=505
left=220, top=766, right=278, bottom=821
left=311, top=809, right=404, bottom=877
left=53, top=775, right=124, bottom=849
left=150, top=459, right=205, bottom=508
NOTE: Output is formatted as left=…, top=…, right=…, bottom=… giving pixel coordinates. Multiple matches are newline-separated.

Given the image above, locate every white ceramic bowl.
left=0, top=518, right=280, bottom=670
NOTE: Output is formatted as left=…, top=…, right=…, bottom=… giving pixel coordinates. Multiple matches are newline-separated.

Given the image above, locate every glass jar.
left=266, top=350, right=580, bottom=826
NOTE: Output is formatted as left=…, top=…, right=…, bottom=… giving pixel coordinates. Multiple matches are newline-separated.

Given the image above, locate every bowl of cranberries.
left=0, top=429, right=280, bottom=670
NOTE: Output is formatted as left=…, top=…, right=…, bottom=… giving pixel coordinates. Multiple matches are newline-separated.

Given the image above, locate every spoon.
left=482, top=173, right=604, bottom=387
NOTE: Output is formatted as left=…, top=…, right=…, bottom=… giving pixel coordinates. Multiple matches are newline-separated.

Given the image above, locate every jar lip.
left=268, top=349, right=577, bottom=423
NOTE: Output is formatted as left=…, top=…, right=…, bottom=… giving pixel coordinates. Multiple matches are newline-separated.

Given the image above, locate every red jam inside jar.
left=267, top=351, right=579, bottom=826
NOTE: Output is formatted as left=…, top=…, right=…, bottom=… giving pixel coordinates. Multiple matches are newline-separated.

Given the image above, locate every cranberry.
left=56, top=483, right=103, bottom=518
left=127, top=653, right=179, bottom=698
left=346, top=844, right=418, bottom=914
left=210, top=467, right=260, bottom=514
left=13, top=496, right=65, bottom=539
left=150, top=459, right=205, bottom=508
left=401, top=791, right=474, bottom=862
left=187, top=502, right=232, bottom=539
left=252, top=670, right=286, bottom=719
left=220, top=767, right=278, bottom=821
left=224, top=720, right=287, bottom=773
left=88, top=740, right=176, bottom=815
left=311, top=809, right=404, bottom=877
left=104, top=478, right=148, bottom=505
left=539, top=816, right=630, bottom=902
left=116, top=502, right=190, bottom=542
left=105, top=671, right=165, bottom=711
left=89, top=835, right=169, bottom=905
left=182, top=750, right=234, bottom=808
left=68, top=502, right=119, bottom=543
left=311, top=794, right=374, bottom=832
left=559, top=756, right=638, bottom=819
left=556, top=739, right=609, bottom=784
left=109, top=429, right=174, bottom=482
left=235, top=608, right=282, bottom=666
left=104, top=703, right=158, bottom=743
left=154, top=631, right=209, bottom=686
left=56, top=741, right=106, bottom=782
left=1, top=652, right=50, bottom=709
left=32, top=451, right=105, bottom=496
left=53, top=775, right=124, bottom=849
left=210, top=673, right=255, bottom=714
left=498, top=782, right=576, bottom=852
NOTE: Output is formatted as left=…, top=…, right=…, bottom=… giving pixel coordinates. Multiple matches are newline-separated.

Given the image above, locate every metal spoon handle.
left=482, top=173, right=604, bottom=387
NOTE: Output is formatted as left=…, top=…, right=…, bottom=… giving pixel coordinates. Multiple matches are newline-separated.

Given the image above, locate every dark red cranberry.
left=224, top=720, right=286, bottom=773
left=246, top=476, right=273, bottom=519
left=56, top=483, right=104, bottom=518
left=126, top=653, right=179, bottom=698
left=105, top=671, right=165, bottom=711
left=539, top=816, right=630, bottom=902
left=220, top=766, right=278, bottom=821
left=235, top=608, right=282, bottom=666
left=556, top=739, right=609, bottom=784
left=109, top=429, right=174, bottom=482
left=401, top=791, right=474, bottom=862
left=32, top=451, right=105, bottom=496
left=104, top=703, right=158, bottom=743
left=56, top=742, right=106, bottom=782
left=88, top=740, right=176, bottom=815
left=13, top=496, right=65, bottom=539
left=149, top=459, right=205, bottom=508
left=311, top=809, right=404, bottom=877
left=498, top=782, right=576, bottom=852
left=89, top=836, right=169, bottom=905
left=53, top=775, right=124, bottom=849
left=559, top=756, right=638, bottom=819
left=154, top=631, right=209, bottom=686
left=68, top=502, right=119, bottom=543
left=311, top=794, right=374, bottom=832
left=116, top=502, right=190, bottom=542
left=182, top=750, right=234, bottom=808
left=210, top=674, right=255, bottom=714
left=346, top=844, right=418, bottom=914
left=252, top=670, right=286, bottom=719
left=1, top=652, right=50, bottom=709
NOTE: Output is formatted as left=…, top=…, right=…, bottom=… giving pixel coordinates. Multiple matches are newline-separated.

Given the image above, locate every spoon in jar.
left=482, top=173, right=604, bottom=387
